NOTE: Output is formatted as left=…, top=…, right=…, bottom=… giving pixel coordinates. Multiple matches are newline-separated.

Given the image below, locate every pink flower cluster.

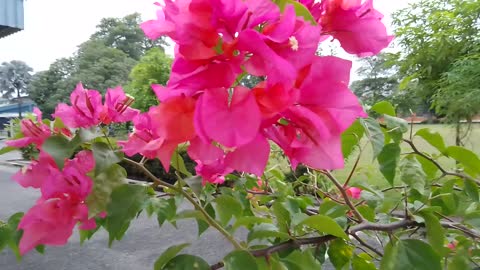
left=53, top=83, right=139, bottom=128
left=119, top=0, right=391, bottom=184
left=14, top=151, right=97, bottom=254
left=8, top=85, right=139, bottom=254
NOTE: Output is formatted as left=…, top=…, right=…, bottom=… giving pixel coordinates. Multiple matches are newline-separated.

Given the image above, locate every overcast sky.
left=0, top=0, right=412, bottom=74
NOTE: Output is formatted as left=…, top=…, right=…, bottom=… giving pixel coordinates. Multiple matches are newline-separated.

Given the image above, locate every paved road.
left=0, top=145, right=233, bottom=270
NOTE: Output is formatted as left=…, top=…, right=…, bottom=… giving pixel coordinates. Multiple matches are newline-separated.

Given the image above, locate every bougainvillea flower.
left=53, top=83, right=103, bottom=128
left=6, top=108, right=51, bottom=149
left=149, top=96, right=197, bottom=143
left=224, top=134, right=270, bottom=176
left=195, top=159, right=233, bottom=185
left=12, top=151, right=56, bottom=189
left=18, top=198, right=90, bottom=255
left=41, top=151, right=94, bottom=201
left=188, top=137, right=224, bottom=163
left=210, top=0, right=279, bottom=42
left=320, top=0, right=393, bottom=56
left=167, top=56, right=242, bottom=91
left=296, top=56, right=367, bottom=137
left=265, top=125, right=344, bottom=170
left=119, top=112, right=180, bottom=171
left=195, top=86, right=261, bottom=148
left=118, top=113, right=160, bottom=159
left=141, top=0, right=219, bottom=60
left=252, top=81, right=298, bottom=123
left=346, top=187, right=362, bottom=199
left=100, top=86, right=139, bottom=124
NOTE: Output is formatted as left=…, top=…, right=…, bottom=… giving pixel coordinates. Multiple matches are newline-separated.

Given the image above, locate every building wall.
left=0, top=0, right=24, bottom=38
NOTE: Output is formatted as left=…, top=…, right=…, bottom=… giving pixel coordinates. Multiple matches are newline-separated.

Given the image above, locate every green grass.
left=333, top=123, right=480, bottom=188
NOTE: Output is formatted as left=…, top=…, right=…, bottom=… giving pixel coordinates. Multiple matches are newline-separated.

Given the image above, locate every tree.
left=72, top=40, right=137, bottom=92
left=350, top=53, right=421, bottom=116
left=28, top=58, right=77, bottom=116
left=0, top=61, right=33, bottom=118
left=392, top=0, right=480, bottom=112
left=126, top=48, right=172, bottom=112
left=434, top=52, right=480, bottom=145
left=91, top=13, right=166, bottom=60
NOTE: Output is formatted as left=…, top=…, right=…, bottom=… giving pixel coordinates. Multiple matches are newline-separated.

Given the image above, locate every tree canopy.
left=0, top=61, right=33, bottom=117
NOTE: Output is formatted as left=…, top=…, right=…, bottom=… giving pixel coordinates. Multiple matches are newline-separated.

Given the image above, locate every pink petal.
left=195, top=87, right=261, bottom=147
left=225, top=134, right=270, bottom=176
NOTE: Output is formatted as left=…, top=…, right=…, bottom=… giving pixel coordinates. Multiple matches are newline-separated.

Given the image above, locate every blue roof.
left=0, top=0, right=24, bottom=38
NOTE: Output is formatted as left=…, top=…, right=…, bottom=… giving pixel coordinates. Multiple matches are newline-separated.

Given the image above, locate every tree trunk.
left=17, top=88, right=22, bottom=118
left=455, top=121, right=461, bottom=147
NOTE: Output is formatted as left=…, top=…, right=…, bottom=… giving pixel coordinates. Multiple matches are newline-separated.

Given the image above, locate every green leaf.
left=171, top=150, right=192, bottom=177
left=0, top=222, right=11, bottom=251
left=447, top=249, right=470, bottom=270
left=445, top=146, right=480, bottom=176
left=147, top=198, right=177, bottom=227
left=272, top=201, right=291, bottom=232
left=162, top=254, right=210, bottom=270
left=415, top=128, right=447, bottom=153
left=384, top=115, right=408, bottom=142
left=184, top=176, right=202, bottom=198
left=372, top=101, right=396, bottom=116
left=464, top=178, right=479, bottom=202
left=215, top=195, right=243, bottom=226
left=360, top=118, right=385, bottom=159
left=400, top=155, right=426, bottom=194
left=7, top=212, right=24, bottom=260
left=232, top=216, right=272, bottom=232
left=92, top=142, right=123, bottom=175
left=154, top=243, right=190, bottom=270
left=86, top=164, right=126, bottom=217
left=35, top=245, right=45, bottom=254
left=78, top=127, right=101, bottom=142
left=415, top=155, right=439, bottom=179
left=297, top=215, right=348, bottom=239
left=418, top=210, right=445, bottom=255
left=280, top=250, right=322, bottom=270
left=247, top=223, right=291, bottom=242
left=398, top=74, right=416, bottom=90
left=318, top=199, right=349, bottom=219
left=328, top=239, right=354, bottom=270
left=276, top=0, right=317, bottom=25
left=380, top=239, right=441, bottom=270
left=0, top=146, right=16, bottom=155
left=223, top=250, right=258, bottom=270
left=464, top=211, right=480, bottom=229
left=357, top=205, right=376, bottom=222
left=105, top=185, right=149, bottom=246
left=341, top=120, right=365, bottom=159
left=352, top=254, right=376, bottom=270
left=42, top=135, right=75, bottom=169
left=377, top=143, right=401, bottom=185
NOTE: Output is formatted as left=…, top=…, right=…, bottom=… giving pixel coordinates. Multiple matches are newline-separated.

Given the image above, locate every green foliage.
left=126, top=47, right=172, bottom=112
left=154, top=243, right=191, bottom=270
left=381, top=239, right=442, bottom=270
left=223, top=250, right=258, bottom=270
left=0, top=61, right=33, bottom=118
left=377, top=143, right=401, bottom=185
left=162, top=254, right=210, bottom=270
left=393, top=0, right=480, bottom=117
left=105, top=184, right=150, bottom=246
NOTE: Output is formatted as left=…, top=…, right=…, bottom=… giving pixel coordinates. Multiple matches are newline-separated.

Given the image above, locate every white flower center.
left=289, top=36, right=299, bottom=51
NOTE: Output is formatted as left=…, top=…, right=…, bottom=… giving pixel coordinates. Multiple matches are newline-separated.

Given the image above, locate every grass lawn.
left=333, top=123, right=480, bottom=188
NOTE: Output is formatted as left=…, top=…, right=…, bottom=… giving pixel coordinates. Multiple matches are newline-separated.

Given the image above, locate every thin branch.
left=123, top=158, right=244, bottom=250
left=351, top=233, right=383, bottom=257
left=319, top=170, right=364, bottom=222
left=403, top=139, right=480, bottom=185
left=344, top=144, right=364, bottom=188
left=250, top=235, right=337, bottom=257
